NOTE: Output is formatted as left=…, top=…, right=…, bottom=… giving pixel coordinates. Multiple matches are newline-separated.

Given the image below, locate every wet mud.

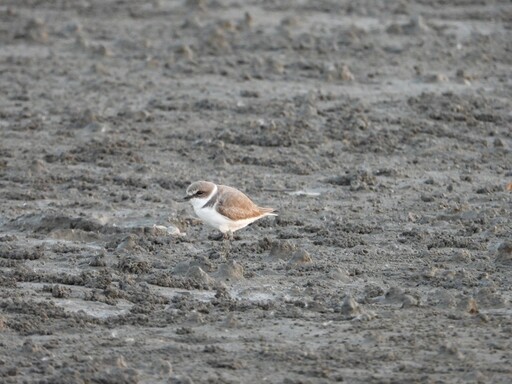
left=0, top=1, right=511, bottom=383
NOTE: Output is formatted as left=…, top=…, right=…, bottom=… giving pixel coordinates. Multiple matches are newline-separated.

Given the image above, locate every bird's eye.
left=196, top=191, right=203, bottom=195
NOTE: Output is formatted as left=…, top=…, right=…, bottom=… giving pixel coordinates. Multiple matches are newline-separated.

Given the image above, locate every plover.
left=184, top=181, right=277, bottom=239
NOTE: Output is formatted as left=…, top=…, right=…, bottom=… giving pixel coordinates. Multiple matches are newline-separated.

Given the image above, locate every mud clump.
left=269, top=240, right=296, bottom=260
left=117, top=255, right=151, bottom=274
left=286, top=249, right=313, bottom=269
left=186, top=266, right=216, bottom=286
left=495, top=242, right=512, bottom=265
left=325, top=169, right=377, bottom=191
left=43, top=284, right=71, bottom=298
left=213, top=261, right=244, bottom=281
left=0, top=1, right=510, bottom=383
left=173, top=256, right=213, bottom=275
left=9, top=214, right=104, bottom=234
left=339, top=295, right=361, bottom=317
left=0, top=244, right=44, bottom=260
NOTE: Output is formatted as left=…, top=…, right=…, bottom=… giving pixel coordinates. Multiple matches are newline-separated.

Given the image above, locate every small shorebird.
left=184, top=181, right=277, bottom=240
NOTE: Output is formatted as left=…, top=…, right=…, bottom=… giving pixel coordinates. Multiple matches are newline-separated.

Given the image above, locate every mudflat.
left=0, top=1, right=511, bottom=383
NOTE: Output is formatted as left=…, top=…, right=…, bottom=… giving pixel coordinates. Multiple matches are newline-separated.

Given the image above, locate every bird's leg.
left=225, top=230, right=234, bottom=241
left=222, top=230, right=233, bottom=257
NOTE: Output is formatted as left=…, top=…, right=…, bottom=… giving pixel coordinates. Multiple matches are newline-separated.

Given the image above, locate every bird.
left=183, top=181, right=277, bottom=240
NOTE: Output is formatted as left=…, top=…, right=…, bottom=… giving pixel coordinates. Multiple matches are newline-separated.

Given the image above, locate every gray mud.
left=1, top=1, right=511, bottom=383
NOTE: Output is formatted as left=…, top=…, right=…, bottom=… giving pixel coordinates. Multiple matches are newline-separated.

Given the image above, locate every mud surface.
left=1, top=1, right=511, bottom=383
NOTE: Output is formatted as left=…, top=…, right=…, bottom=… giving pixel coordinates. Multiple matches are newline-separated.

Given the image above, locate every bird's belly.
left=194, top=206, right=260, bottom=233
left=194, top=207, right=233, bottom=232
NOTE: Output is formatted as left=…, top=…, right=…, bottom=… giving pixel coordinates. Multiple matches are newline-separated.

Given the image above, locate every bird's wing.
left=216, top=186, right=267, bottom=221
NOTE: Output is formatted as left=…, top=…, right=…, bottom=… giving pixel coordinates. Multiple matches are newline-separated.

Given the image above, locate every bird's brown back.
left=215, top=185, right=275, bottom=221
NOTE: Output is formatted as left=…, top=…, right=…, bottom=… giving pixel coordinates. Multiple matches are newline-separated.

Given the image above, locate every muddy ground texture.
left=1, top=1, right=511, bottom=383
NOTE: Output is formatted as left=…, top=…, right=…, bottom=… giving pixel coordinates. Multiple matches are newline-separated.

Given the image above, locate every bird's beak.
left=182, top=195, right=193, bottom=201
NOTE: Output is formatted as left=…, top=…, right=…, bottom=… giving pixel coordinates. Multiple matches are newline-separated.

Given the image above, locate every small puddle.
left=52, top=299, right=132, bottom=319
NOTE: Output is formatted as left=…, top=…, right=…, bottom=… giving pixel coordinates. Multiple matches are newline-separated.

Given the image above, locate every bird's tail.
left=260, top=207, right=278, bottom=216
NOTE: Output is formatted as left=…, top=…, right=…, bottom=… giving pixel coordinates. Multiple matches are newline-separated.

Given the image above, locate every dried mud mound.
left=0, top=1, right=511, bottom=383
